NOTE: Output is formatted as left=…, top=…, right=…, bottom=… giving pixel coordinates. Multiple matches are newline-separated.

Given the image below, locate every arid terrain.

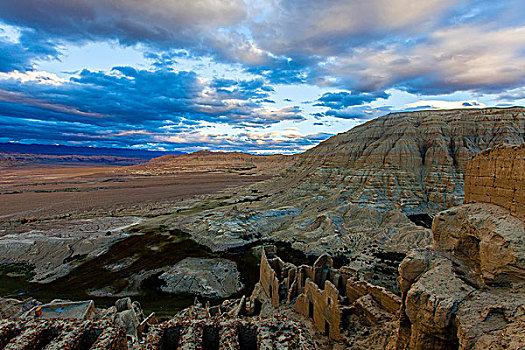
left=0, top=108, right=524, bottom=349
left=0, top=167, right=271, bottom=221
left=0, top=151, right=287, bottom=231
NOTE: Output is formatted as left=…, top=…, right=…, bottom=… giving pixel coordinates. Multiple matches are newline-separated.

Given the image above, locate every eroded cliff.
left=393, top=143, right=525, bottom=349
left=173, top=107, right=525, bottom=291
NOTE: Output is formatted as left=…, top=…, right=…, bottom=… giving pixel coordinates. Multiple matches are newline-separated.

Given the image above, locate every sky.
left=0, top=0, right=524, bottom=154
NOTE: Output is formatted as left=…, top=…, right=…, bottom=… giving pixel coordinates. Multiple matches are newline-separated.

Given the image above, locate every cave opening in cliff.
left=160, top=326, right=181, bottom=350
left=252, top=299, right=262, bottom=315
left=407, top=213, right=433, bottom=229
left=237, top=325, right=257, bottom=350
left=77, top=328, right=104, bottom=350
left=202, top=326, right=220, bottom=350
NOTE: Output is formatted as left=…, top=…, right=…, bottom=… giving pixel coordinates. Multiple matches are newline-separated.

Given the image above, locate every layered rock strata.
left=393, top=143, right=525, bottom=349
left=176, top=108, right=525, bottom=290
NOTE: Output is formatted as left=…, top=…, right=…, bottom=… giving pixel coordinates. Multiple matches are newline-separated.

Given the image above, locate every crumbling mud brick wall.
left=0, top=319, right=126, bottom=350
left=251, top=246, right=401, bottom=342
left=138, top=314, right=315, bottom=350
left=465, top=143, right=525, bottom=221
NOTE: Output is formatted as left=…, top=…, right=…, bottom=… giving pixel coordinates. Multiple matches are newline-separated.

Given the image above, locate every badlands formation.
left=1, top=107, right=524, bottom=349
left=172, top=107, right=525, bottom=290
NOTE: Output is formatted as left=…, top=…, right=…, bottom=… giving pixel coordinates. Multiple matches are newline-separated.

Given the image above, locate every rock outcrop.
left=0, top=217, right=142, bottom=283
left=394, top=143, right=525, bottom=349
left=159, top=258, right=244, bottom=298
left=291, top=107, right=524, bottom=215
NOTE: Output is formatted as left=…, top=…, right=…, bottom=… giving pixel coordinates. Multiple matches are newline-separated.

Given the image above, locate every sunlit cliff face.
left=0, top=0, right=524, bottom=153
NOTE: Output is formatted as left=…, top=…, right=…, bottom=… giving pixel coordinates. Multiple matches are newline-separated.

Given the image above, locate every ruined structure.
left=250, top=246, right=401, bottom=342
left=0, top=315, right=312, bottom=350
left=140, top=314, right=314, bottom=350
left=0, top=319, right=126, bottom=350
left=465, top=143, right=525, bottom=221
left=0, top=296, right=314, bottom=350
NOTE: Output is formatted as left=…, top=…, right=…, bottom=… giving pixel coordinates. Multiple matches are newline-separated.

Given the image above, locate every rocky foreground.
left=247, top=143, right=525, bottom=349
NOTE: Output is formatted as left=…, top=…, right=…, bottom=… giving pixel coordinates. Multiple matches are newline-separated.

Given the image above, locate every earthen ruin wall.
left=465, top=143, right=525, bottom=221
left=254, top=246, right=401, bottom=342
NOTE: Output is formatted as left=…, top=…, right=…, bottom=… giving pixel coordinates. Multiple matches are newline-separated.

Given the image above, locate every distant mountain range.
left=0, top=143, right=182, bottom=159
left=0, top=143, right=184, bottom=166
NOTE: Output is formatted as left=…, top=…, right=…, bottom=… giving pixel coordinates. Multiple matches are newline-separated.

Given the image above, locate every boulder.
left=433, top=203, right=525, bottom=285
left=159, top=258, right=244, bottom=298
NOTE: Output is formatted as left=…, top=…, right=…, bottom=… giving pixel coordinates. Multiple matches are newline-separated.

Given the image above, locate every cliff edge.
left=394, top=143, right=525, bottom=349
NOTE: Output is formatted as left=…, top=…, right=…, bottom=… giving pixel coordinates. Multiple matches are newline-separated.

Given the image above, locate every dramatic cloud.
left=0, top=27, right=59, bottom=72
left=0, top=65, right=306, bottom=150
left=318, top=24, right=525, bottom=94
left=157, top=129, right=332, bottom=153
left=0, top=1, right=246, bottom=47
left=0, top=0, right=524, bottom=152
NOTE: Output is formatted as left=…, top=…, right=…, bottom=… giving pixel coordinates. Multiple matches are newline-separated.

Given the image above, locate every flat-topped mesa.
left=464, top=143, right=525, bottom=221
left=126, top=150, right=293, bottom=176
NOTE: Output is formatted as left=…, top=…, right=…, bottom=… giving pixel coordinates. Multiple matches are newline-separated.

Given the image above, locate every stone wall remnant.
left=465, top=143, right=525, bottom=221
left=0, top=319, right=126, bottom=350
left=139, top=315, right=315, bottom=350
left=250, top=246, right=401, bottom=342
left=393, top=143, right=525, bottom=349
